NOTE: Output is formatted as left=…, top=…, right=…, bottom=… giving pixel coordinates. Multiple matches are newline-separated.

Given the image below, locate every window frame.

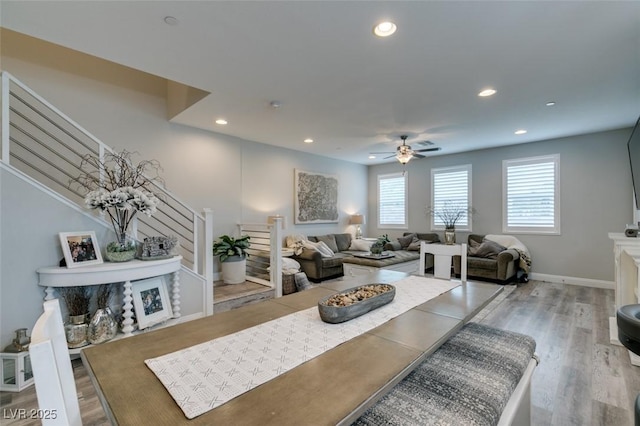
left=377, top=172, right=408, bottom=229
left=502, top=154, right=561, bottom=235
left=430, top=164, right=472, bottom=232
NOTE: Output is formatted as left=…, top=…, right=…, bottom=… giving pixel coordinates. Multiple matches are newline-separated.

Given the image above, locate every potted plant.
left=72, top=150, right=163, bottom=262
left=213, top=235, right=251, bottom=284
left=427, top=201, right=474, bottom=244
left=370, top=234, right=390, bottom=255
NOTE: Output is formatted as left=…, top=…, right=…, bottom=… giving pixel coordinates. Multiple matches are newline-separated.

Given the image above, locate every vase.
left=444, top=228, right=456, bottom=245
left=105, top=232, right=137, bottom=262
left=88, top=307, right=118, bottom=344
left=65, top=314, right=89, bottom=348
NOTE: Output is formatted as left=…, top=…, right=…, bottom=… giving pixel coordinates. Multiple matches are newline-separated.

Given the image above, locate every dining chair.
left=29, top=299, right=82, bottom=426
left=419, top=241, right=467, bottom=282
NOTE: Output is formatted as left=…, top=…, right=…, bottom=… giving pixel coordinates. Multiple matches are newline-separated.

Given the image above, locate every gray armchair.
left=453, top=234, right=519, bottom=284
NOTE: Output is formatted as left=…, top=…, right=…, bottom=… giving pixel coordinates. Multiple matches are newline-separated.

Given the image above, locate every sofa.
left=291, top=232, right=439, bottom=282
left=452, top=234, right=520, bottom=284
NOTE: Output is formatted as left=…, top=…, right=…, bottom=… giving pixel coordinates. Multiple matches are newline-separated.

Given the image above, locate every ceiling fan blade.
left=411, top=153, right=426, bottom=159
left=414, top=147, right=441, bottom=153
left=370, top=151, right=396, bottom=154
left=383, top=154, right=397, bottom=159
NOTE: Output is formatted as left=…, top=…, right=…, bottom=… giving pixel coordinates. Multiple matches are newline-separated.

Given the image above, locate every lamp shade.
left=350, top=214, right=365, bottom=225
left=267, top=215, right=287, bottom=229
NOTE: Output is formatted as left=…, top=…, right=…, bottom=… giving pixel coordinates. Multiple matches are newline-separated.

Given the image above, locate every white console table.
left=608, top=233, right=640, bottom=366
left=37, top=256, right=182, bottom=339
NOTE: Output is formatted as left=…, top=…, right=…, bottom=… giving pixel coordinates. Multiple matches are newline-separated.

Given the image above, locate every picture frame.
left=131, top=277, right=173, bottom=330
left=59, top=231, right=103, bottom=268
left=294, top=169, right=339, bottom=224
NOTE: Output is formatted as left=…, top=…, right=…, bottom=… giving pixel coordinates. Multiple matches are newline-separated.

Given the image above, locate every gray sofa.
left=452, top=234, right=520, bottom=284
left=293, top=232, right=439, bottom=282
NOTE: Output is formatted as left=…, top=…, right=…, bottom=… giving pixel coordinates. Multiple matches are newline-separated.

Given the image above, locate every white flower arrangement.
left=73, top=150, right=164, bottom=249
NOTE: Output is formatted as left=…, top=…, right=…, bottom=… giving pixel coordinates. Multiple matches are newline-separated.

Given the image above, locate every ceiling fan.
left=371, top=135, right=441, bottom=164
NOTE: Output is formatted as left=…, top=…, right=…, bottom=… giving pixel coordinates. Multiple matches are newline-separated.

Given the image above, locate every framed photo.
left=131, top=277, right=173, bottom=330
left=59, top=231, right=103, bottom=268
left=294, top=169, right=339, bottom=224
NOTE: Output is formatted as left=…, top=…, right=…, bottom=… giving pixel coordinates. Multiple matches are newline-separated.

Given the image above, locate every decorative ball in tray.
left=318, top=284, right=396, bottom=324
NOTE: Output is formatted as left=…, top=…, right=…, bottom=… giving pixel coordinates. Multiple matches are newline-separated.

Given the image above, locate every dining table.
left=81, top=270, right=502, bottom=425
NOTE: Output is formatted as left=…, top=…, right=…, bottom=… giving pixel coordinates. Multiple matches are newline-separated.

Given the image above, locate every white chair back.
left=29, top=299, right=82, bottom=426
left=419, top=241, right=467, bottom=282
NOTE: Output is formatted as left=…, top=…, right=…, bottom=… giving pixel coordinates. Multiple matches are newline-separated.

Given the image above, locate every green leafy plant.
left=212, top=235, right=251, bottom=262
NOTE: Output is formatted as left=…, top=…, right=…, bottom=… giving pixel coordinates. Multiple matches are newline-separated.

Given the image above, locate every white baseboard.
left=529, top=272, right=614, bottom=290
left=176, top=312, right=204, bottom=323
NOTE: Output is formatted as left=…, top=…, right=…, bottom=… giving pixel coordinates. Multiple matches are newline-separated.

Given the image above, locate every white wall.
left=0, top=32, right=368, bottom=347
left=368, top=128, right=634, bottom=283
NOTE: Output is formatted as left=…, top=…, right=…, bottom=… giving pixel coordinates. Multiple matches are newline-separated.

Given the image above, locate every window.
left=378, top=172, right=407, bottom=228
left=430, top=165, right=472, bottom=231
left=503, top=154, right=560, bottom=234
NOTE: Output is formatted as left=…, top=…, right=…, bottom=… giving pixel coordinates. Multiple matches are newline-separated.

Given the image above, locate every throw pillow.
left=468, top=239, right=507, bottom=259
left=282, top=257, right=301, bottom=274
left=384, top=241, right=402, bottom=251
left=349, top=239, right=374, bottom=251
left=294, top=272, right=313, bottom=291
left=397, top=233, right=416, bottom=249
left=301, top=240, right=335, bottom=257
left=315, top=235, right=339, bottom=253
left=334, top=234, right=352, bottom=252
left=407, top=237, right=424, bottom=251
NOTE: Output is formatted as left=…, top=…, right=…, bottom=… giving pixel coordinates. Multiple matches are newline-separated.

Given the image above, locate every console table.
left=608, top=233, right=640, bottom=366
left=37, top=256, right=182, bottom=339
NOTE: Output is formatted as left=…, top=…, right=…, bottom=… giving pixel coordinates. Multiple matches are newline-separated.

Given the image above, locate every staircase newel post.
left=271, top=217, right=283, bottom=298
left=203, top=208, right=214, bottom=315
left=1, top=72, right=10, bottom=164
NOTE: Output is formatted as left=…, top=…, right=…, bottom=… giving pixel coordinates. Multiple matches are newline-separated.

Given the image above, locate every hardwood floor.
left=1, top=280, right=638, bottom=425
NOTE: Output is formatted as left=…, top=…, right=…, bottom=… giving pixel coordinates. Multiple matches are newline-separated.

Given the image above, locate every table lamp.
left=350, top=214, right=365, bottom=239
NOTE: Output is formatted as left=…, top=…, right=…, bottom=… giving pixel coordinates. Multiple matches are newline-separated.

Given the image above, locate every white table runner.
left=145, top=276, right=459, bottom=419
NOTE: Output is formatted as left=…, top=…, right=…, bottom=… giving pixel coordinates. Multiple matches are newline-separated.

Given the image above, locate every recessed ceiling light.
left=546, top=101, right=556, bottom=106
left=514, top=129, right=527, bottom=135
left=478, top=89, right=497, bottom=97
left=215, top=119, right=227, bottom=125
left=373, top=21, right=397, bottom=37
left=369, top=154, right=376, bottom=159
left=304, top=138, right=313, bottom=144
left=164, top=16, right=179, bottom=26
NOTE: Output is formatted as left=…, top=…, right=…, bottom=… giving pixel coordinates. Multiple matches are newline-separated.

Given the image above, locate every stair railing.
left=0, top=71, right=214, bottom=313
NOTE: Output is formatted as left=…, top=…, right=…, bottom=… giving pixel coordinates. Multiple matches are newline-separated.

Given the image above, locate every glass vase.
left=88, top=307, right=118, bottom=344
left=65, top=314, right=89, bottom=348
left=444, top=228, right=456, bottom=245
left=105, top=232, right=137, bottom=262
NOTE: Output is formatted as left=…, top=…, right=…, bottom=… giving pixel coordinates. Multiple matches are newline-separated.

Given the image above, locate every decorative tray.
left=352, top=252, right=395, bottom=260
left=317, top=284, right=395, bottom=324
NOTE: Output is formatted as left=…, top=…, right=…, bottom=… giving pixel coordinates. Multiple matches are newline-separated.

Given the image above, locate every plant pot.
left=444, top=228, right=456, bottom=245
left=221, top=255, right=246, bottom=284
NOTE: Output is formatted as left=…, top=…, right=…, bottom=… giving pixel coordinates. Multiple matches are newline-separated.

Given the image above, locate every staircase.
left=0, top=71, right=285, bottom=315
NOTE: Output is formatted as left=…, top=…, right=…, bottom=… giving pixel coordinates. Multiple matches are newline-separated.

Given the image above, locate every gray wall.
left=367, top=128, right=634, bottom=282
left=0, top=37, right=368, bottom=347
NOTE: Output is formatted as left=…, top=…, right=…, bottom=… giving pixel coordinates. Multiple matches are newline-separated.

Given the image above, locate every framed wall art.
left=294, top=169, right=339, bottom=224
left=59, top=231, right=103, bottom=268
left=131, top=277, right=173, bottom=330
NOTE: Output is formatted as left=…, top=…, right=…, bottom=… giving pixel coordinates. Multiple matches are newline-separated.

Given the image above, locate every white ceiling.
left=2, top=1, right=639, bottom=164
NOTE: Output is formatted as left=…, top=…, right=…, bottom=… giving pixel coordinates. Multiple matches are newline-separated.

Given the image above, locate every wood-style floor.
left=1, top=280, right=638, bottom=425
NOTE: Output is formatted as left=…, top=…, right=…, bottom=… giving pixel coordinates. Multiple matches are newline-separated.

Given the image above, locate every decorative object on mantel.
left=427, top=201, right=475, bottom=245
left=140, top=235, right=178, bottom=260
left=213, top=234, right=251, bottom=284
left=58, top=287, right=91, bottom=348
left=3, top=328, right=31, bottom=352
left=58, top=231, right=103, bottom=268
left=88, top=284, right=117, bottom=344
left=71, top=149, right=163, bottom=262
left=318, top=284, right=396, bottom=323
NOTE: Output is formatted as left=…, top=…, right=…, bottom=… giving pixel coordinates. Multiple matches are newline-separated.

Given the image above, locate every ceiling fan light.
left=397, top=153, right=412, bottom=164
